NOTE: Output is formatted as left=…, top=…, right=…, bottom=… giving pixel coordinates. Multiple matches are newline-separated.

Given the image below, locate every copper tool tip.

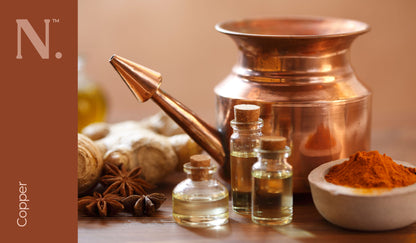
left=234, top=104, right=260, bottom=122
left=260, top=136, right=287, bottom=150
left=190, top=154, right=211, bottom=167
left=109, top=54, right=162, bottom=102
left=109, top=54, right=116, bottom=61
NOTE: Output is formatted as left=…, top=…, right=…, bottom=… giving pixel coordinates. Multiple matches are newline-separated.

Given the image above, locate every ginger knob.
left=78, top=133, right=104, bottom=195
left=81, top=112, right=203, bottom=184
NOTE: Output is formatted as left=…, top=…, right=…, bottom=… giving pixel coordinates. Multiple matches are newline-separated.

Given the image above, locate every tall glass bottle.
left=78, top=56, right=107, bottom=132
left=252, top=136, right=293, bottom=225
left=230, top=104, right=263, bottom=214
left=172, top=154, right=229, bottom=228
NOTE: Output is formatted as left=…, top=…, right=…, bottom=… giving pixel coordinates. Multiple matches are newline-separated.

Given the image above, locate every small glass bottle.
left=172, top=154, right=229, bottom=227
left=252, top=136, right=293, bottom=226
left=230, top=104, right=263, bottom=214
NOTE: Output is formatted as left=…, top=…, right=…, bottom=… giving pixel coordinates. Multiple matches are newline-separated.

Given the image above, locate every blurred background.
left=79, top=0, right=416, bottom=159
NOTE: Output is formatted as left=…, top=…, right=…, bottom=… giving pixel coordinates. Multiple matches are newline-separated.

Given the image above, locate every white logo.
left=16, top=19, right=62, bottom=59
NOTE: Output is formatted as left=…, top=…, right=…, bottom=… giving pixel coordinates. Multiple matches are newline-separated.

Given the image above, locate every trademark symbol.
left=55, top=52, right=62, bottom=59
left=52, top=19, right=60, bottom=23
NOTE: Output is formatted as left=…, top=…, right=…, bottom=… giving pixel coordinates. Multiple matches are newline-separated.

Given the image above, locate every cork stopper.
left=234, top=104, right=260, bottom=123
left=188, top=154, right=212, bottom=181
left=260, top=136, right=287, bottom=151
left=190, top=154, right=211, bottom=167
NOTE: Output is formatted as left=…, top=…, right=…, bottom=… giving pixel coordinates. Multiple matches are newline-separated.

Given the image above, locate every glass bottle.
left=252, top=136, right=293, bottom=226
left=78, top=56, right=107, bottom=132
left=230, top=104, right=263, bottom=214
left=172, top=154, right=229, bottom=228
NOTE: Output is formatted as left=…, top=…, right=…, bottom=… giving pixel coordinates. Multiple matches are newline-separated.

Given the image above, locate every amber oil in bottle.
left=172, top=154, right=229, bottom=228
left=230, top=104, right=263, bottom=214
left=78, top=57, right=106, bottom=132
left=252, top=136, right=293, bottom=225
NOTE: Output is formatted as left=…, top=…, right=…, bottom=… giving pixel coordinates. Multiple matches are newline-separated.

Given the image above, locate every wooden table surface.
left=78, top=127, right=416, bottom=242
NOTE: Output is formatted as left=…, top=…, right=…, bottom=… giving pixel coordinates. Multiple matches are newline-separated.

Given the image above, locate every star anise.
left=121, top=193, right=167, bottom=216
left=78, top=192, right=124, bottom=217
left=101, top=162, right=154, bottom=197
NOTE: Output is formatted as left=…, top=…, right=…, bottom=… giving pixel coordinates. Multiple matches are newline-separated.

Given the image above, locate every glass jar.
left=172, top=154, right=229, bottom=228
left=230, top=104, right=263, bottom=214
left=252, top=136, right=293, bottom=226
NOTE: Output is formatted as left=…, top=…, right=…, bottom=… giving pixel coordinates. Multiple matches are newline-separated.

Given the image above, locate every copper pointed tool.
left=109, top=55, right=225, bottom=165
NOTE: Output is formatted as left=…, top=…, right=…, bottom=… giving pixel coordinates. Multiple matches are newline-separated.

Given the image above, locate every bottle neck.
left=187, top=174, right=213, bottom=181
left=257, top=147, right=291, bottom=162
left=231, top=119, right=263, bottom=133
left=183, top=162, right=216, bottom=181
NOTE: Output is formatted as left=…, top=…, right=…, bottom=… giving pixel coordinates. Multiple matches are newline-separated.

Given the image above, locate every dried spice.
left=121, top=193, right=167, bottom=216
left=101, top=162, right=154, bottom=197
left=325, top=151, right=416, bottom=188
left=78, top=192, right=124, bottom=217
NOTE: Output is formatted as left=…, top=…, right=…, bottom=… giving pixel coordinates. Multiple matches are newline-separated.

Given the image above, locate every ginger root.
left=168, top=134, right=203, bottom=170
left=78, top=133, right=104, bottom=195
left=81, top=112, right=202, bottom=184
left=137, top=111, right=184, bottom=136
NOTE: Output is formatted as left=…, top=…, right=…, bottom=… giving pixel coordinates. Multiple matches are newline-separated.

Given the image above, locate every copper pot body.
left=215, top=17, right=371, bottom=192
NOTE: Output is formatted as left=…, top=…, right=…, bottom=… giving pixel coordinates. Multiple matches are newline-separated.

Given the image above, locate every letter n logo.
left=16, top=19, right=50, bottom=59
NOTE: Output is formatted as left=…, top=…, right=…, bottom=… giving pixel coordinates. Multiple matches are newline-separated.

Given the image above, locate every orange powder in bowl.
left=325, top=151, right=416, bottom=188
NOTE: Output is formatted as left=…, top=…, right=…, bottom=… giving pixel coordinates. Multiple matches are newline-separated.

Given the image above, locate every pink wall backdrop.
left=79, top=0, right=416, bottom=129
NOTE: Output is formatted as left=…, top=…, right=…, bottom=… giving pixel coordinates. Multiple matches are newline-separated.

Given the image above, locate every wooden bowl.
left=308, top=159, right=416, bottom=231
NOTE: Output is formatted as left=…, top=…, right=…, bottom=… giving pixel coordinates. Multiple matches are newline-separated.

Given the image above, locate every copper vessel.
left=110, top=17, right=371, bottom=193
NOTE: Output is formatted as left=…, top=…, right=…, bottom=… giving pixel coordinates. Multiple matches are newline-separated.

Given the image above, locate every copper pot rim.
left=215, top=16, right=370, bottom=39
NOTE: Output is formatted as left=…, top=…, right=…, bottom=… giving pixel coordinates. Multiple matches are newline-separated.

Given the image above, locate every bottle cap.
left=260, top=136, right=287, bottom=150
left=190, top=154, right=211, bottom=167
left=187, top=154, right=212, bottom=181
left=234, top=104, right=260, bottom=122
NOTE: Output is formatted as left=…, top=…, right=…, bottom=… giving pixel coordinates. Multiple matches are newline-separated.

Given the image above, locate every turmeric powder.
left=325, top=151, right=416, bottom=188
